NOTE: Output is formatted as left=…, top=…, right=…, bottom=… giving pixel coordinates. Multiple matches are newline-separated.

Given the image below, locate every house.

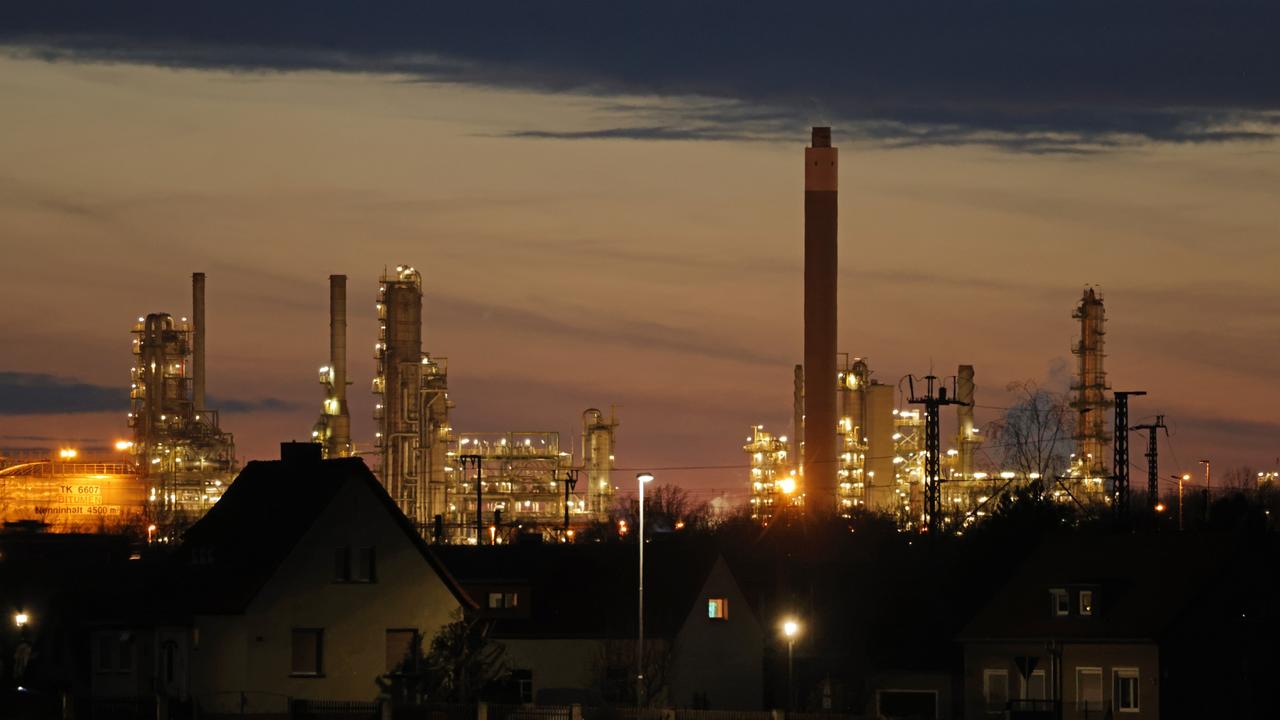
left=957, top=533, right=1279, bottom=720
left=90, top=443, right=472, bottom=718
left=436, top=540, right=765, bottom=710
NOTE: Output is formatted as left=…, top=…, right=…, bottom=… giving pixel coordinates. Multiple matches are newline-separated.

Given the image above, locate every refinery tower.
left=804, top=127, right=839, bottom=514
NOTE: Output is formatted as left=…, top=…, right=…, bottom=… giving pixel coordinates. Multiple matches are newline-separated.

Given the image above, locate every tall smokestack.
left=956, top=365, right=976, bottom=480
left=192, top=272, right=206, bottom=412
left=804, top=126, right=838, bottom=515
left=792, top=363, right=804, bottom=474
left=328, top=274, right=351, bottom=455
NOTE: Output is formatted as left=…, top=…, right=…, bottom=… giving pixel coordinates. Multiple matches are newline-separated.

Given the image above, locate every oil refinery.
left=0, top=127, right=1193, bottom=541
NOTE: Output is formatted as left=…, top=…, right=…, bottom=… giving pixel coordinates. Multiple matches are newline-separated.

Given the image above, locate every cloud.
left=431, top=293, right=788, bottom=367
left=0, top=371, right=128, bottom=414
left=3, top=2, right=1278, bottom=151
left=0, top=371, right=301, bottom=415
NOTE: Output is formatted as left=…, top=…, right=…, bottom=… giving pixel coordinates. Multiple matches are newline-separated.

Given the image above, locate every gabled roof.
left=958, top=533, right=1231, bottom=643
left=173, top=455, right=473, bottom=614
left=435, top=540, right=728, bottom=639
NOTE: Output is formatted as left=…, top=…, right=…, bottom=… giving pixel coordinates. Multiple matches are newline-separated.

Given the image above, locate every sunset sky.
left=2, top=2, right=1277, bottom=497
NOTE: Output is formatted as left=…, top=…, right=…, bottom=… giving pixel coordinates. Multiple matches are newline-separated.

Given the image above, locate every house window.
left=118, top=636, right=134, bottom=672
left=333, top=547, right=351, bottom=582
left=96, top=633, right=134, bottom=674
left=487, top=592, right=518, bottom=609
left=1076, top=667, right=1103, bottom=713
left=512, top=669, right=534, bottom=703
left=1050, top=588, right=1069, bottom=616
left=385, top=629, right=416, bottom=673
left=1114, top=668, right=1140, bottom=712
left=355, top=547, right=377, bottom=583
left=96, top=635, right=114, bottom=672
left=707, top=597, right=728, bottom=620
left=1079, top=590, right=1094, bottom=616
left=1024, top=670, right=1047, bottom=700
left=983, top=669, right=1009, bottom=713
left=291, top=629, right=324, bottom=676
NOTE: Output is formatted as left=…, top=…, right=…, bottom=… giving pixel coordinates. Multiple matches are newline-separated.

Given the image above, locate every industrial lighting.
left=58, top=448, right=77, bottom=460
left=114, top=440, right=134, bottom=451
left=1155, top=502, right=1167, bottom=513
left=778, top=477, right=797, bottom=495
left=14, top=612, right=29, bottom=628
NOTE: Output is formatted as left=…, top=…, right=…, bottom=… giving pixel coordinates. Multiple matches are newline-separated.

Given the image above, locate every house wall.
left=669, top=557, right=765, bottom=710
left=188, top=479, right=462, bottom=715
left=498, top=637, right=601, bottom=697
left=964, top=641, right=1159, bottom=719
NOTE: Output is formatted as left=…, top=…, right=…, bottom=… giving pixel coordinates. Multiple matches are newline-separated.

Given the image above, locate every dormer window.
left=1050, top=588, right=1069, bottom=616
left=1079, top=590, right=1094, bottom=616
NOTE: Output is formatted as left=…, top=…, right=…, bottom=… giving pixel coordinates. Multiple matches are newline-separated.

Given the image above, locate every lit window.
left=707, top=597, right=728, bottom=620
left=983, top=669, right=1009, bottom=713
left=1076, top=667, right=1103, bottom=712
left=291, top=629, right=324, bottom=676
left=1079, top=590, right=1094, bottom=616
left=1050, top=588, right=1069, bottom=616
left=488, top=592, right=519, bottom=609
left=1114, top=668, right=1139, bottom=712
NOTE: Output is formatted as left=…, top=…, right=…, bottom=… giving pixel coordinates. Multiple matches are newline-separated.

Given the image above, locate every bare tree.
left=987, top=381, right=1075, bottom=481
left=614, top=483, right=713, bottom=534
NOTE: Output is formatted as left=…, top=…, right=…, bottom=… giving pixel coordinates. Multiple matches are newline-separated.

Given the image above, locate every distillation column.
left=803, top=126, right=839, bottom=515
left=955, top=365, right=979, bottom=481
left=1070, top=288, right=1111, bottom=478
left=314, top=275, right=352, bottom=457
left=192, top=272, right=206, bottom=412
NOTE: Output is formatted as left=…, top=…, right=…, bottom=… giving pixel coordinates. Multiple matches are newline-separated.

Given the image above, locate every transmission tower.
left=1132, top=415, right=1167, bottom=513
left=908, top=375, right=968, bottom=537
left=1112, top=391, right=1146, bottom=521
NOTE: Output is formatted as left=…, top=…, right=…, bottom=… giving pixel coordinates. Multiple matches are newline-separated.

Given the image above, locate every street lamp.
left=636, top=471, right=655, bottom=710
left=14, top=611, right=29, bottom=628
left=782, top=618, right=801, bottom=715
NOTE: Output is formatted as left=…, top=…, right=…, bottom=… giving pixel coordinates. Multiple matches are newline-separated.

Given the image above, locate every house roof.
left=434, top=540, right=727, bottom=639
left=173, top=454, right=473, bottom=614
left=958, top=533, right=1231, bottom=643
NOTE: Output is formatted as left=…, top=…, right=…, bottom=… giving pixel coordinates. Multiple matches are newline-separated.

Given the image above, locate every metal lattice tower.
left=1133, top=414, right=1167, bottom=513
left=909, top=375, right=967, bottom=536
left=1112, top=391, right=1145, bottom=520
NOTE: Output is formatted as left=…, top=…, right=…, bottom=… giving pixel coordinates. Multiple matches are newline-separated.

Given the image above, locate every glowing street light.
left=58, top=448, right=77, bottom=460
left=636, top=471, right=655, bottom=709
left=782, top=618, right=801, bottom=716
left=14, top=612, right=29, bottom=628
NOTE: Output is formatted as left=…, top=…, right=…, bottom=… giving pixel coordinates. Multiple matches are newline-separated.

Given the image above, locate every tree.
left=988, top=381, right=1075, bottom=481
left=614, top=483, right=713, bottom=535
left=378, top=609, right=509, bottom=704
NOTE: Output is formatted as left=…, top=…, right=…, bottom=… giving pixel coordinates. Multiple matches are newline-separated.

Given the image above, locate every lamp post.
left=1173, top=474, right=1190, bottom=531
left=14, top=611, right=29, bottom=628
left=1199, top=459, right=1211, bottom=523
left=783, top=618, right=801, bottom=716
left=636, top=471, right=654, bottom=711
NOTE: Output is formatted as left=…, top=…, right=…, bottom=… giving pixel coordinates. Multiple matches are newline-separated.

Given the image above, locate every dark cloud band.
left=0, top=372, right=300, bottom=415
left=2, top=1, right=1278, bottom=151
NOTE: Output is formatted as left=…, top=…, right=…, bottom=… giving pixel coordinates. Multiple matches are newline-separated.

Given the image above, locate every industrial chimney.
left=956, top=365, right=978, bottom=480
left=192, top=272, right=206, bottom=412
left=328, top=274, right=351, bottom=456
left=803, top=126, right=838, bottom=515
